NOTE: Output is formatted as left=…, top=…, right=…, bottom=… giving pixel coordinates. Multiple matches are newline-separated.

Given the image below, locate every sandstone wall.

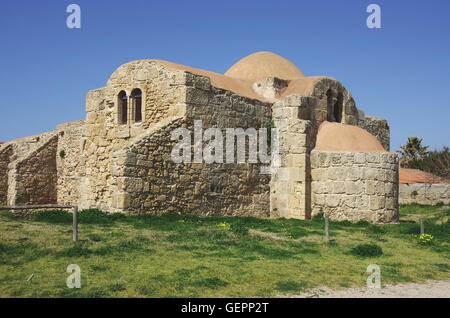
left=108, top=71, right=273, bottom=216
left=80, top=62, right=188, bottom=210
left=183, top=73, right=271, bottom=129
left=308, top=77, right=359, bottom=127
left=11, top=135, right=58, bottom=205
left=110, top=118, right=270, bottom=216
left=358, top=116, right=390, bottom=151
left=399, top=183, right=450, bottom=205
left=270, top=96, right=314, bottom=219
left=0, top=144, right=13, bottom=205
left=82, top=61, right=272, bottom=213
left=311, top=151, right=399, bottom=223
left=56, top=120, right=85, bottom=206
left=5, top=132, right=57, bottom=162
left=1, top=132, right=58, bottom=206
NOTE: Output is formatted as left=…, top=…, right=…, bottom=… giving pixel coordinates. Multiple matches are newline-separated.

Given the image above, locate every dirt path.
left=285, top=280, right=450, bottom=298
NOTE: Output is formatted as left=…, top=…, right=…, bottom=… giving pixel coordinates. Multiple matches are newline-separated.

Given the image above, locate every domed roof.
left=314, top=122, right=387, bottom=153
left=224, top=52, right=305, bottom=83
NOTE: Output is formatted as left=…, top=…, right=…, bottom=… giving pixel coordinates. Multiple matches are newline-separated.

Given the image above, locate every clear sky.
left=0, top=0, right=449, bottom=151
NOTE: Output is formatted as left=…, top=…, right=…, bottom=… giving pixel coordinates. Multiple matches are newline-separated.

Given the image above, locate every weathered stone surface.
left=0, top=144, right=13, bottom=205
left=399, top=183, right=450, bottom=205
left=12, top=135, right=58, bottom=205
left=56, top=120, right=85, bottom=206
left=310, top=150, right=399, bottom=223
left=0, top=55, right=399, bottom=225
left=358, top=116, right=390, bottom=151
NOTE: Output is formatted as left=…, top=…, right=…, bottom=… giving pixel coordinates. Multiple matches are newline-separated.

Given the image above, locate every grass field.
left=0, top=204, right=448, bottom=297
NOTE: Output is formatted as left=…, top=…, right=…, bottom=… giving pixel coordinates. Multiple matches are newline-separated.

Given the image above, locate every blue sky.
left=0, top=0, right=449, bottom=151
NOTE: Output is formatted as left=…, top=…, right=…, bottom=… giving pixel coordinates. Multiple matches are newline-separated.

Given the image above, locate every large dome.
left=224, top=52, right=305, bottom=83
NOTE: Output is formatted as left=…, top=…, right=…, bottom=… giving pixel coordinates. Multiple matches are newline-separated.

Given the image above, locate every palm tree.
left=397, top=137, right=429, bottom=168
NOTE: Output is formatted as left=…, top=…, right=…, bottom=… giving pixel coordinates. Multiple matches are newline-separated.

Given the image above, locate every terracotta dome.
left=224, top=52, right=305, bottom=83
left=314, top=122, right=387, bottom=153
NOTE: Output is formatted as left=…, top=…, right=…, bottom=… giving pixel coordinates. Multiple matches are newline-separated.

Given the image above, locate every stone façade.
left=0, top=52, right=398, bottom=223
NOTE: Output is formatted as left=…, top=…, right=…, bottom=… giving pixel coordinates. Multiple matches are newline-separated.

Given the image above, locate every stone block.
left=328, top=167, right=344, bottom=180
left=369, top=196, right=385, bottom=210
left=332, top=181, right=345, bottom=194
left=287, top=154, right=307, bottom=167
left=346, top=167, right=359, bottom=181
left=186, top=87, right=209, bottom=105
left=354, top=153, right=366, bottom=164
left=311, top=168, right=325, bottom=181
left=116, top=193, right=131, bottom=209
left=363, top=167, right=377, bottom=179
left=326, top=194, right=341, bottom=207
left=367, top=153, right=380, bottom=163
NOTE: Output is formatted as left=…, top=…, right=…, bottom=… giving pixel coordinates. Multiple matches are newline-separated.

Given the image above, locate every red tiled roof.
left=399, top=168, right=449, bottom=184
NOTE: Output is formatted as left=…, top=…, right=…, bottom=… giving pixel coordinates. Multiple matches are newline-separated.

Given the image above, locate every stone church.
left=0, top=52, right=399, bottom=223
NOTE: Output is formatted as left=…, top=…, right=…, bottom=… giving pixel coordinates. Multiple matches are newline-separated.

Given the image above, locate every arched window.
left=334, top=93, right=343, bottom=123
left=326, top=90, right=344, bottom=123
left=131, top=88, right=142, bottom=123
left=118, top=91, right=128, bottom=125
left=326, top=89, right=334, bottom=122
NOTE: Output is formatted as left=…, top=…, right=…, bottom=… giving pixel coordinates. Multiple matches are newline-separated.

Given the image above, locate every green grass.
left=0, top=204, right=448, bottom=297
left=350, top=243, right=383, bottom=257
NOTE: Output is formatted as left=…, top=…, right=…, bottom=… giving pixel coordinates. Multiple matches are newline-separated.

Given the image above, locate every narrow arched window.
left=131, top=88, right=142, bottom=123
left=326, top=90, right=334, bottom=122
left=118, top=91, right=128, bottom=124
left=334, top=93, right=343, bottom=123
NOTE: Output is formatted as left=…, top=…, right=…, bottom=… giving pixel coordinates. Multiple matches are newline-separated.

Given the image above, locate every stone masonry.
left=399, top=183, right=450, bottom=205
left=1, top=132, right=58, bottom=206
left=0, top=52, right=400, bottom=223
left=311, top=151, right=399, bottom=223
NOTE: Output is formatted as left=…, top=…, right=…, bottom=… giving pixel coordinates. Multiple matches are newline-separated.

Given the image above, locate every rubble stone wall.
left=1, top=132, right=58, bottom=206
left=311, top=150, right=399, bottom=223
left=80, top=62, right=188, bottom=210
left=13, top=135, right=58, bottom=205
left=81, top=61, right=273, bottom=213
left=0, top=144, right=13, bottom=205
left=358, top=116, right=390, bottom=151
left=308, top=77, right=359, bottom=127
left=107, top=69, right=273, bottom=215
left=56, top=120, right=85, bottom=206
left=1, top=59, right=398, bottom=223
left=110, top=117, right=271, bottom=216
left=399, top=183, right=450, bottom=205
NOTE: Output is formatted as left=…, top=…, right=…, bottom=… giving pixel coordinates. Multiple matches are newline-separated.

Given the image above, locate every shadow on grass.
left=53, top=236, right=156, bottom=259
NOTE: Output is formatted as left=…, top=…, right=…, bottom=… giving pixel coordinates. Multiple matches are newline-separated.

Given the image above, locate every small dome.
left=314, top=122, right=387, bottom=153
left=224, top=52, right=305, bottom=83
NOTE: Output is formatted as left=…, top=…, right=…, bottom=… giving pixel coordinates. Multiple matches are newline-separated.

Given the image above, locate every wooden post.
left=325, top=214, right=330, bottom=243
left=73, top=206, right=78, bottom=242
left=420, top=219, right=424, bottom=235
left=0, top=204, right=78, bottom=242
